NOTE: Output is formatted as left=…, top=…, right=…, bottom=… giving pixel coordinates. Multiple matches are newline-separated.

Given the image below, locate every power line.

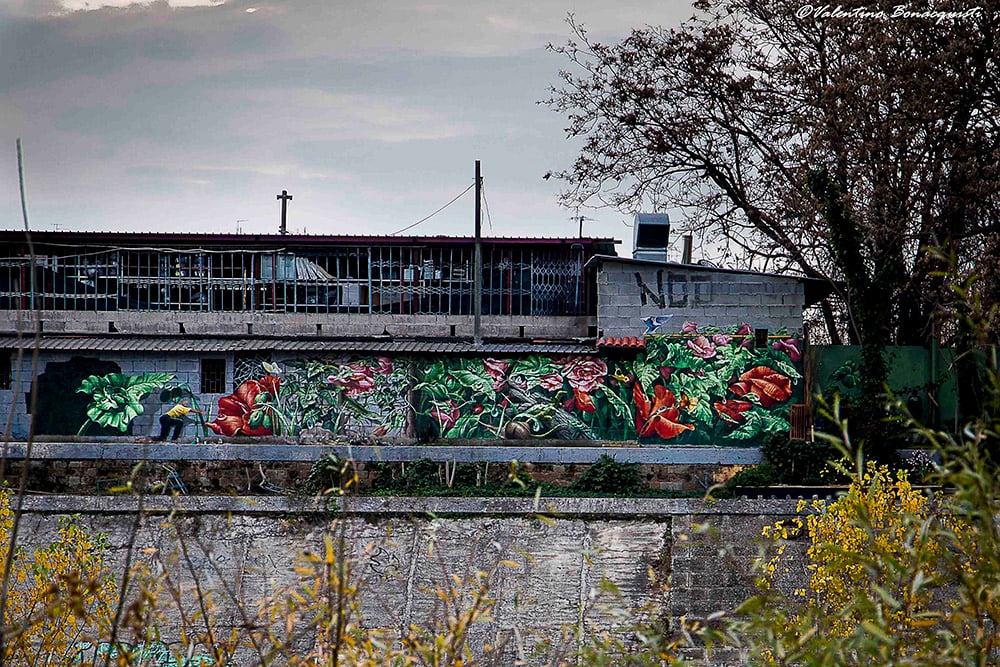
left=481, top=184, right=494, bottom=232
left=389, top=183, right=474, bottom=236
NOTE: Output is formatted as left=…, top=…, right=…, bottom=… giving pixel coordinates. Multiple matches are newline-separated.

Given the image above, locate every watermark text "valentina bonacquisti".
left=796, top=4, right=983, bottom=24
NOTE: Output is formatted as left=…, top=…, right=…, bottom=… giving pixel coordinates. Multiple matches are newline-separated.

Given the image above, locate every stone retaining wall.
left=14, top=495, right=808, bottom=666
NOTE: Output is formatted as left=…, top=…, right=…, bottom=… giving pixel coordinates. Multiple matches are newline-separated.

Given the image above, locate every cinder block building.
left=0, top=228, right=827, bottom=446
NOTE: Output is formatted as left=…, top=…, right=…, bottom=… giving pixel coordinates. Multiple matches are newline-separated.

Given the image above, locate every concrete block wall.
left=0, top=311, right=593, bottom=339
left=13, top=496, right=806, bottom=666
left=597, top=263, right=806, bottom=338
left=5, top=351, right=225, bottom=439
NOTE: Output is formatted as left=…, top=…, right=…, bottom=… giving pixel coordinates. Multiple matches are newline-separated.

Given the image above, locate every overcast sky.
left=1, top=0, right=693, bottom=253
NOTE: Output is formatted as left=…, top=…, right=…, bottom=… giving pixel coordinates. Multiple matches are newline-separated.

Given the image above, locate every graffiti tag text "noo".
left=73, top=641, right=215, bottom=667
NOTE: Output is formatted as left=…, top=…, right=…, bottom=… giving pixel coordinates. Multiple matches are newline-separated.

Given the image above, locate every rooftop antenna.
left=236, top=219, right=247, bottom=234
left=276, top=190, right=292, bottom=235
left=571, top=207, right=593, bottom=238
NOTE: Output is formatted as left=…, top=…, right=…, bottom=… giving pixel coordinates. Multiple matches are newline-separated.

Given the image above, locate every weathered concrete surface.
left=2, top=440, right=762, bottom=465
left=15, top=496, right=806, bottom=666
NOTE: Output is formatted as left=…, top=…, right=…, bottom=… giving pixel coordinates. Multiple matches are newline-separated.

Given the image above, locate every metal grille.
left=0, top=243, right=594, bottom=316
left=233, top=353, right=270, bottom=389
left=200, top=358, right=227, bottom=394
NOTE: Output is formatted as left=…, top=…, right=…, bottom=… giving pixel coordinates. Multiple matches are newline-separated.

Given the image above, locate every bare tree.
left=547, top=0, right=999, bottom=347
left=547, top=1, right=1000, bottom=451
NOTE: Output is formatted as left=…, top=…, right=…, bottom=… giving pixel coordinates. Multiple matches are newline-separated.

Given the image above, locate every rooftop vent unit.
left=632, top=213, right=670, bottom=263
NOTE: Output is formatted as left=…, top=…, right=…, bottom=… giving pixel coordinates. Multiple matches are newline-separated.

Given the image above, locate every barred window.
left=0, top=351, right=10, bottom=390
left=200, top=358, right=226, bottom=394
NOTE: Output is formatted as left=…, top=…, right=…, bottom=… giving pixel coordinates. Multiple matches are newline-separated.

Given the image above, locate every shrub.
left=569, top=455, right=644, bottom=495
left=0, top=486, right=118, bottom=664
left=761, top=434, right=839, bottom=485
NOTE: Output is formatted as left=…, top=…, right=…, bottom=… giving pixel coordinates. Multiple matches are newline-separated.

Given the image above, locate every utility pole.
left=473, top=161, right=483, bottom=347
left=276, top=190, right=292, bottom=235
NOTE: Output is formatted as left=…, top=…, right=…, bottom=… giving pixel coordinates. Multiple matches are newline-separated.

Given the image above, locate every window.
left=200, top=358, right=226, bottom=394
left=0, top=351, right=10, bottom=390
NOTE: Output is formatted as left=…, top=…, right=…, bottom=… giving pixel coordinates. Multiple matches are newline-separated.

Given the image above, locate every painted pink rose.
left=327, top=362, right=375, bottom=396
left=563, top=357, right=607, bottom=393
left=484, top=358, right=509, bottom=379
left=372, top=356, right=394, bottom=375
left=681, top=321, right=699, bottom=333
left=736, top=322, right=754, bottom=348
left=484, top=358, right=510, bottom=391
left=686, top=335, right=717, bottom=359
left=430, top=400, right=460, bottom=431
left=712, top=333, right=732, bottom=345
left=539, top=373, right=564, bottom=392
left=772, top=338, right=801, bottom=362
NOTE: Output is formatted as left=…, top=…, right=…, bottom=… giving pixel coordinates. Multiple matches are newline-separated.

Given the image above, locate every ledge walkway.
left=1, top=440, right=761, bottom=465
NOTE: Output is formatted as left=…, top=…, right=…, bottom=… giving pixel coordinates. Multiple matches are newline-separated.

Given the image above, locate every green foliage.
left=569, top=454, right=643, bottom=495
left=368, top=459, right=544, bottom=497
left=303, top=454, right=355, bottom=496
left=723, top=462, right=778, bottom=490
left=760, top=434, right=840, bottom=486
left=723, top=435, right=842, bottom=494
left=76, top=372, right=175, bottom=434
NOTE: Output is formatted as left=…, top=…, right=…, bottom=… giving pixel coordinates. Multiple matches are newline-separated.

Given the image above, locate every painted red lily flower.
left=729, top=366, right=793, bottom=408
left=206, top=376, right=281, bottom=436
left=430, top=400, right=460, bottom=431
left=714, top=399, right=754, bottom=425
left=632, top=383, right=695, bottom=439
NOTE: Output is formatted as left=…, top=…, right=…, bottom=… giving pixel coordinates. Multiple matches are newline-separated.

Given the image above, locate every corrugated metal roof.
left=0, top=230, right=621, bottom=248
left=0, top=335, right=595, bottom=355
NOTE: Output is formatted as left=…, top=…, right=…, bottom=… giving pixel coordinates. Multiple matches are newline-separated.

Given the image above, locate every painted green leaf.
left=445, top=414, right=487, bottom=438
left=634, top=360, right=660, bottom=395
left=449, top=369, right=494, bottom=396
left=78, top=372, right=175, bottom=433
left=763, top=354, right=803, bottom=380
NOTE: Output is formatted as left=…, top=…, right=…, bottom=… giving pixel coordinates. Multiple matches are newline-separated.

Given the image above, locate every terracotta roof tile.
left=597, top=336, right=646, bottom=349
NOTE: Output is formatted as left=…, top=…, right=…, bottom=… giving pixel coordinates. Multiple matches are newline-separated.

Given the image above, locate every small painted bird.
left=642, top=315, right=673, bottom=334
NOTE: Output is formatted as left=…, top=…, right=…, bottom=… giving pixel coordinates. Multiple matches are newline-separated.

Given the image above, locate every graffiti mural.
left=205, top=357, right=407, bottom=437
left=33, top=357, right=122, bottom=436
left=76, top=372, right=175, bottom=435
left=48, top=326, right=802, bottom=445
left=74, top=372, right=208, bottom=438
left=627, top=322, right=802, bottom=445
left=411, top=356, right=623, bottom=440
left=72, top=640, right=214, bottom=666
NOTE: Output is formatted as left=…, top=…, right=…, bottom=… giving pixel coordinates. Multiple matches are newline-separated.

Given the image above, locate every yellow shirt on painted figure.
left=165, top=405, right=193, bottom=418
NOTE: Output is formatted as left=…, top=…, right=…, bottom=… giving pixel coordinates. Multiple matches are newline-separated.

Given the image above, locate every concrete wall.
left=14, top=495, right=805, bottom=667
left=597, top=262, right=806, bottom=338
left=0, top=311, right=592, bottom=339
left=5, top=351, right=220, bottom=438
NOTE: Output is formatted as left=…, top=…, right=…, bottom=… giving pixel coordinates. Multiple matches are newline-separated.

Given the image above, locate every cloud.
left=219, top=88, right=476, bottom=144
left=0, top=0, right=689, bottom=240
left=56, top=0, right=225, bottom=11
